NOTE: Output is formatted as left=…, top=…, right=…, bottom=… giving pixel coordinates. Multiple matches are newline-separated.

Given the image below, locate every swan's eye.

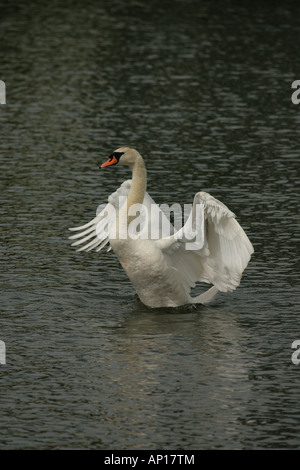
left=113, top=151, right=124, bottom=160
left=101, top=151, right=124, bottom=168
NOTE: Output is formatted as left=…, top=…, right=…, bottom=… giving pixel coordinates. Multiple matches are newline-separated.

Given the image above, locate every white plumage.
left=69, top=148, right=254, bottom=308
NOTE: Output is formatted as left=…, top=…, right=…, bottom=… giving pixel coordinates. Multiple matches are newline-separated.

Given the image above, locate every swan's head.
left=100, top=147, right=139, bottom=168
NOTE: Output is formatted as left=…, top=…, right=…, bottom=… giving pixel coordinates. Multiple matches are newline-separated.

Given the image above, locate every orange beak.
left=101, top=155, right=118, bottom=168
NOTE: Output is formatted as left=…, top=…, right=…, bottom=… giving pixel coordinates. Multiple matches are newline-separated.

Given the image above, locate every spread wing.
left=156, top=191, right=254, bottom=295
left=69, top=179, right=174, bottom=252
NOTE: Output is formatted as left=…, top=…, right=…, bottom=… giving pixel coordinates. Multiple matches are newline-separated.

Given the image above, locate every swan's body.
left=69, top=147, right=254, bottom=308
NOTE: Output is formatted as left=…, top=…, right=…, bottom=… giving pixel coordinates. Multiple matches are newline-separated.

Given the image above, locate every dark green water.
left=0, top=0, right=299, bottom=449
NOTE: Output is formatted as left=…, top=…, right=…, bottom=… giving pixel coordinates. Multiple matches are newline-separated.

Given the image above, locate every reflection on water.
left=1, top=0, right=300, bottom=450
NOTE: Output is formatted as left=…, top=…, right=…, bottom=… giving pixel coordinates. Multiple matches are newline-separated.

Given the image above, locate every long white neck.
left=117, top=152, right=147, bottom=228
left=127, top=154, right=147, bottom=210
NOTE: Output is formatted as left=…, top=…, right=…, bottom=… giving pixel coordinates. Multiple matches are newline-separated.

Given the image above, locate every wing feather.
left=68, top=180, right=133, bottom=252
left=69, top=179, right=175, bottom=252
left=157, top=191, right=254, bottom=295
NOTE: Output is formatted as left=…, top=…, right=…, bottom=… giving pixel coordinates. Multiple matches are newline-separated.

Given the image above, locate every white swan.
left=69, top=147, right=254, bottom=308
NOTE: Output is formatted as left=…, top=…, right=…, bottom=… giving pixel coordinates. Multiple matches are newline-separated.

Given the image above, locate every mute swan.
left=69, top=147, right=254, bottom=308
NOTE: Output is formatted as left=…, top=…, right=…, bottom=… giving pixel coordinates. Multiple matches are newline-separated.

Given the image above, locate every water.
left=1, top=0, right=300, bottom=449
